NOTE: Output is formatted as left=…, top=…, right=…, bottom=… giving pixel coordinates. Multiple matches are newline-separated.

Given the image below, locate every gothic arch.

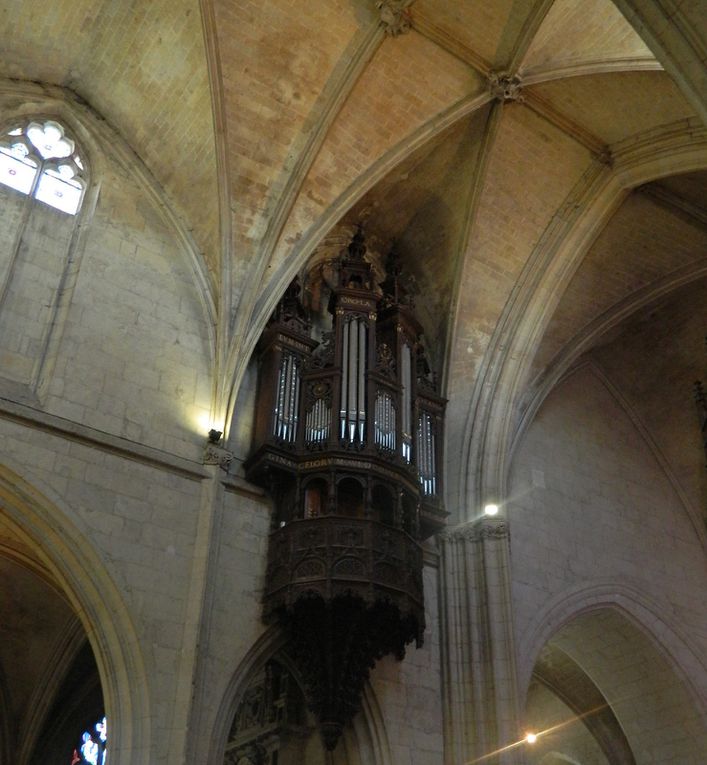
left=519, top=586, right=707, bottom=763
left=208, top=627, right=392, bottom=765
left=220, top=91, right=494, bottom=434
left=457, top=124, right=707, bottom=514
left=517, top=582, right=707, bottom=715
left=0, top=459, right=151, bottom=764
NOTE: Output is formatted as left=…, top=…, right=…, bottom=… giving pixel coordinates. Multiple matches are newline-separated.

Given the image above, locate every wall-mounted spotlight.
left=208, top=428, right=223, bottom=444
left=484, top=503, right=499, bottom=516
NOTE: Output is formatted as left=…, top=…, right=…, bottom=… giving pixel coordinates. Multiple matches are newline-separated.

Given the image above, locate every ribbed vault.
left=0, top=0, right=703, bottom=526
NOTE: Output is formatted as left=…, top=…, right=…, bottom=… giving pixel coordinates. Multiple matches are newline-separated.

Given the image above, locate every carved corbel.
left=204, top=443, right=234, bottom=471
left=439, top=518, right=510, bottom=543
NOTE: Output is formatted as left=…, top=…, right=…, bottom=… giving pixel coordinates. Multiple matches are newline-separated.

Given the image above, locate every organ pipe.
left=348, top=319, right=358, bottom=441
left=273, top=352, right=299, bottom=443
left=340, top=323, right=349, bottom=439
left=401, top=344, right=412, bottom=462
left=249, top=230, right=446, bottom=538
left=340, top=318, right=368, bottom=444
left=417, top=412, right=436, bottom=496
left=358, top=320, right=366, bottom=442
left=374, top=392, right=396, bottom=451
left=307, top=398, right=330, bottom=444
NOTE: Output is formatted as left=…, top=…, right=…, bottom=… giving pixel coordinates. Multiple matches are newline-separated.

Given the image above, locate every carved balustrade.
left=263, top=515, right=424, bottom=627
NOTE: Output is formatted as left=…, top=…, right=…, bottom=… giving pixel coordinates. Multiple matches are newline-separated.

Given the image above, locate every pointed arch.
left=207, top=627, right=393, bottom=765
left=0, top=459, right=151, bottom=763
left=519, top=584, right=707, bottom=763
left=517, top=581, right=707, bottom=717
left=456, top=120, right=707, bottom=514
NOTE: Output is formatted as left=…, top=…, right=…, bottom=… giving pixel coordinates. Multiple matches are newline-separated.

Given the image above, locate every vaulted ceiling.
left=0, top=0, right=704, bottom=524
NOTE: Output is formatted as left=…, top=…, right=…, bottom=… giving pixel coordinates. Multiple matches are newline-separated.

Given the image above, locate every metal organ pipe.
left=274, top=355, right=285, bottom=439
left=401, top=344, right=412, bottom=462
left=340, top=318, right=367, bottom=444
left=307, top=398, right=330, bottom=444
left=348, top=320, right=358, bottom=442
left=416, top=412, right=437, bottom=495
left=274, top=352, right=299, bottom=443
left=292, top=362, right=300, bottom=441
left=340, top=323, right=349, bottom=439
left=374, top=392, right=396, bottom=451
left=358, top=320, right=366, bottom=443
left=283, top=353, right=293, bottom=441
left=346, top=319, right=358, bottom=441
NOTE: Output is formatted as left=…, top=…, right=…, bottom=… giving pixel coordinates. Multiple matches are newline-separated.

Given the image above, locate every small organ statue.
left=246, top=227, right=446, bottom=750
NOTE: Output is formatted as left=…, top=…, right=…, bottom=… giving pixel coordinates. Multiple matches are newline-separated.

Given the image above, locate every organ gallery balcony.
left=262, top=515, right=424, bottom=624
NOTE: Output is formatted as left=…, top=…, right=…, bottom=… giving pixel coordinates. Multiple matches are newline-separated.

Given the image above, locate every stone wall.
left=509, top=363, right=707, bottom=762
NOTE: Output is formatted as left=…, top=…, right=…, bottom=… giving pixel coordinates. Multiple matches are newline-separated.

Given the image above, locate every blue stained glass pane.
left=72, top=716, right=107, bottom=765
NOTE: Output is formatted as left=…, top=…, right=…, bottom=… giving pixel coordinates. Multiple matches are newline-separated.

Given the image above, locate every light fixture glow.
left=484, top=503, right=499, bottom=516
left=525, top=732, right=537, bottom=744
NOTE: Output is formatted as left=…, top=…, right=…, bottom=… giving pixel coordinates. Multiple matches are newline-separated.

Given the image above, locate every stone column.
left=439, top=519, right=523, bottom=764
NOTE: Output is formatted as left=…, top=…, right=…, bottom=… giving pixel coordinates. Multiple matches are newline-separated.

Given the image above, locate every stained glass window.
left=0, top=120, right=86, bottom=215
left=71, top=716, right=107, bottom=765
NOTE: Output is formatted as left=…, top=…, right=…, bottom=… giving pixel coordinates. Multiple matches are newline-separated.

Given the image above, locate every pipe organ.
left=246, top=227, right=446, bottom=751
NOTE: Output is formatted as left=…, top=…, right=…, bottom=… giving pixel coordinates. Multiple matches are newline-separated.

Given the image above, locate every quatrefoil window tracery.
left=0, top=120, right=85, bottom=215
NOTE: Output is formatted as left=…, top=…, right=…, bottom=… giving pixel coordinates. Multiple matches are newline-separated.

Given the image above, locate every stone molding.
left=0, top=393, right=207, bottom=479
left=438, top=514, right=519, bottom=762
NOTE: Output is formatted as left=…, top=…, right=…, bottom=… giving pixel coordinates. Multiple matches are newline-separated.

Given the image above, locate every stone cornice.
left=0, top=394, right=207, bottom=480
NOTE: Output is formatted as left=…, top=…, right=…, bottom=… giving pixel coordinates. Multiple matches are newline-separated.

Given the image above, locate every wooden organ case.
left=245, top=228, right=447, bottom=751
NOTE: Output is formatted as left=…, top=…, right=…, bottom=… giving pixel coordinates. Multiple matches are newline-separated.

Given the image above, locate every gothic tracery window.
left=0, top=115, right=92, bottom=389
left=0, top=119, right=86, bottom=214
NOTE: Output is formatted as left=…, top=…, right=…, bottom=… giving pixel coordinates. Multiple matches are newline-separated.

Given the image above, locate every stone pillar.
left=439, top=519, right=523, bottom=764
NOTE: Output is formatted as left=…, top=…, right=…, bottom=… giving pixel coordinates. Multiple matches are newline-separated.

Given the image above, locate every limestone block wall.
left=0, top=421, right=203, bottom=763
left=0, top=95, right=213, bottom=462
left=39, top=159, right=213, bottom=460
left=508, top=364, right=707, bottom=761
left=191, top=485, right=272, bottom=762
left=370, top=561, right=444, bottom=765
left=0, top=94, right=217, bottom=763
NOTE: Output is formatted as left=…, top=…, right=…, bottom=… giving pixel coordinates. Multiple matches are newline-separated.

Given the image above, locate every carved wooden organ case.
left=245, top=228, right=447, bottom=750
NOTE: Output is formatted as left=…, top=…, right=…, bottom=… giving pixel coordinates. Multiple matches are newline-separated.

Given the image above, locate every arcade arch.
left=524, top=605, right=707, bottom=764
left=0, top=462, right=150, bottom=764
